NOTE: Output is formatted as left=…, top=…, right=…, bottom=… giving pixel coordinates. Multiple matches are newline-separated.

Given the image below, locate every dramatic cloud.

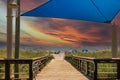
left=0, top=0, right=120, bottom=47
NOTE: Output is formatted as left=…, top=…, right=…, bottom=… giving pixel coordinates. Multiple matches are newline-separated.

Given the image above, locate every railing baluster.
left=5, top=60, right=10, bottom=80
left=117, top=61, right=120, bottom=79
left=93, top=60, right=97, bottom=80
left=86, top=62, right=89, bottom=75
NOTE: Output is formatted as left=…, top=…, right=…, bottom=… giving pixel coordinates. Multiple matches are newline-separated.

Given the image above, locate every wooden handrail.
left=65, top=55, right=120, bottom=80
left=0, top=55, right=53, bottom=80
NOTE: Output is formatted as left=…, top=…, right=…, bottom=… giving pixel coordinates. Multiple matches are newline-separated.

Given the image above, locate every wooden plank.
left=36, top=53, right=89, bottom=80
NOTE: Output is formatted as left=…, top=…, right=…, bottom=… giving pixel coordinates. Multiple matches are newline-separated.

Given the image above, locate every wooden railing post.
left=29, top=60, right=33, bottom=80
left=78, top=59, right=80, bottom=70
left=0, top=56, right=53, bottom=80
left=65, top=56, right=120, bottom=80
left=86, top=62, right=89, bottom=75
left=80, top=60, right=82, bottom=71
left=93, top=60, right=97, bottom=80
left=117, top=61, right=120, bottom=79
left=78, top=60, right=81, bottom=70
left=5, top=60, right=10, bottom=80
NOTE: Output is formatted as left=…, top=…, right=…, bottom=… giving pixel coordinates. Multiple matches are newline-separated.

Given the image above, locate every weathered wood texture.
left=36, top=53, right=89, bottom=80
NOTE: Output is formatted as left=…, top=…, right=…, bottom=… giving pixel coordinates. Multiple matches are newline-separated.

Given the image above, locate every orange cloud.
left=21, top=15, right=120, bottom=46
left=44, top=25, right=102, bottom=46
left=20, top=19, right=74, bottom=46
left=20, top=36, right=73, bottom=46
left=23, top=15, right=119, bottom=46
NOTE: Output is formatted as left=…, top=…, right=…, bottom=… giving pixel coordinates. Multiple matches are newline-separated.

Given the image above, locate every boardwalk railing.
left=65, top=55, right=120, bottom=80
left=0, top=55, right=53, bottom=80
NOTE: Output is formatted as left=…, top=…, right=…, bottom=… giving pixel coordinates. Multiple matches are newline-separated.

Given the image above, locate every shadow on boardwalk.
left=36, top=53, right=89, bottom=80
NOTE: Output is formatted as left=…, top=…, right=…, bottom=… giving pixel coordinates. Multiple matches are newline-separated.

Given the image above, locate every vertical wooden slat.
left=79, top=60, right=81, bottom=70
left=86, top=62, right=89, bottom=75
left=93, top=60, right=97, bottom=80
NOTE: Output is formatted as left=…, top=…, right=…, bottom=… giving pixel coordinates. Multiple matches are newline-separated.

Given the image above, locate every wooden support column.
left=14, top=0, right=20, bottom=79
left=7, top=0, right=13, bottom=59
left=15, top=0, right=20, bottom=59
left=112, top=25, right=118, bottom=58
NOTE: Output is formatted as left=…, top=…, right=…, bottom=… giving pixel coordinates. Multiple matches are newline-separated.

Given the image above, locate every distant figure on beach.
left=54, top=51, right=60, bottom=54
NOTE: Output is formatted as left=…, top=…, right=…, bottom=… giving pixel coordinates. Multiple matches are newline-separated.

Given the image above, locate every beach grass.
left=0, top=49, right=49, bottom=59
left=71, top=50, right=120, bottom=58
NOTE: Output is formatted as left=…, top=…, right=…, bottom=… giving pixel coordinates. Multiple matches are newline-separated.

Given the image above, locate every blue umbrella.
left=22, top=0, right=120, bottom=23
left=21, top=0, right=120, bottom=58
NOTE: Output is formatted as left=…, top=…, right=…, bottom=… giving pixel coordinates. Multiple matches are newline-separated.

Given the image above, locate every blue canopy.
left=22, top=0, right=120, bottom=23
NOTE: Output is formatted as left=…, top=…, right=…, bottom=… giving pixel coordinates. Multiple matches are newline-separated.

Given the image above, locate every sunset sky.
left=0, top=0, right=120, bottom=47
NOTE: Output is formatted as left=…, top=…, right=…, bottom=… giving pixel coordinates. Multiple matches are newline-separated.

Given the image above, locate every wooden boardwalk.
left=36, top=53, right=89, bottom=80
